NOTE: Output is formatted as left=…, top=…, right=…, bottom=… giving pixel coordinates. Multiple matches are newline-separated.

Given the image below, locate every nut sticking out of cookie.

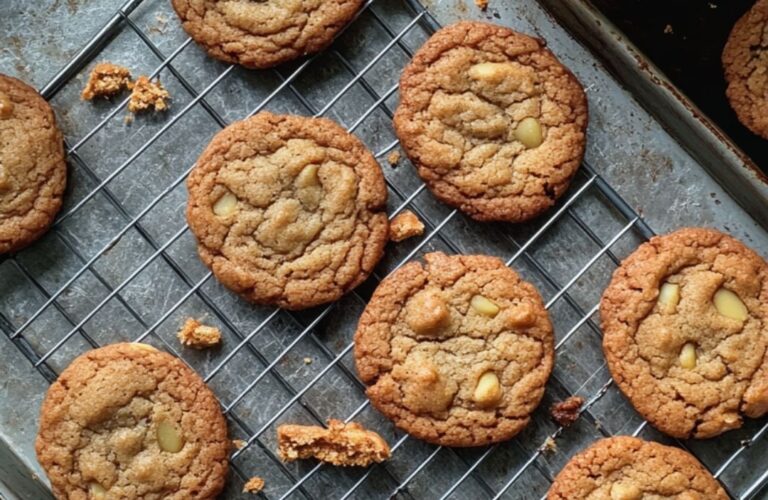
left=81, top=62, right=133, bottom=100
left=713, top=288, right=748, bottom=321
left=658, top=282, right=680, bottom=313
left=277, top=420, right=390, bottom=467
left=128, top=75, right=170, bottom=113
left=473, top=371, right=502, bottom=407
left=389, top=210, right=424, bottom=242
left=177, top=318, right=222, bottom=349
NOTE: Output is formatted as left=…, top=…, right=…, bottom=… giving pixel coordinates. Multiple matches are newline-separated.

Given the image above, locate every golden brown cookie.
left=722, top=0, right=768, bottom=139
left=393, top=21, right=588, bottom=222
left=186, top=112, right=388, bottom=310
left=170, top=0, right=363, bottom=69
left=601, top=227, right=768, bottom=439
left=277, top=419, right=390, bottom=466
left=35, top=343, right=229, bottom=499
left=354, top=252, right=554, bottom=447
left=0, top=74, right=67, bottom=254
left=547, top=436, right=728, bottom=499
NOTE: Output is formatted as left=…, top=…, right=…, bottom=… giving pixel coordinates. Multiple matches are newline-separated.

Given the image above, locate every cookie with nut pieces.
left=547, top=436, right=728, bottom=499
left=393, top=21, right=588, bottom=222
left=35, top=343, right=229, bottom=499
left=354, top=252, right=554, bottom=446
left=601, top=227, right=768, bottom=439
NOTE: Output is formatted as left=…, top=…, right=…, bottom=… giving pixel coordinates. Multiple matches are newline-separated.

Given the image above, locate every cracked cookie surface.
left=35, top=343, right=229, bottom=500
left=722, top=0, right=768, bottom=139
left=547, top=436, right=728, bottom=499
left=601, top=227, right=768, bottom=439
left=393, top=21, right=588, bottom=222
left=171, top=0, right=362, bottom=69
left=0, top=74, right=66, bottom=254
left=186, top=112, right=388, bottom=310
left=354, top=252, right=554, bottom=446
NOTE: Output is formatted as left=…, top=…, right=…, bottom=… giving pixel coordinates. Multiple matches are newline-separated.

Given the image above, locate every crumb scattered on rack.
left=663, top=24, right=674, bottom=35
left=128, top=75, right=170, bottom=113
left=387, top=150, right=401, bottom=167
left=303, top=357, right=312, bottom=365
left=550, top=396, right=585, bottom=427
left=177, top=318, right=221, bottom=349
left=232, top=439, right=247, bottom=451
left=148, top=12, right=169, bottom=35
left=81, top=62, right=133, bottom=101
left=124, top=114, right=134, bottom=125
left=474, top=0, right=489, bottom=10
left=708, top=2, right=717, bottom=8
left=542, top=436, right=557, bottom=454
left=277, top=419, right=391, bottom=467
left=243, top=477, right=265, bottom=494
left=389, top=210, right=424, bottom=242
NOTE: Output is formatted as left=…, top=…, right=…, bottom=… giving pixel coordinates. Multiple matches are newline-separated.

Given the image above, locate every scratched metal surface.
left=0, top=0, right=767, bottom=499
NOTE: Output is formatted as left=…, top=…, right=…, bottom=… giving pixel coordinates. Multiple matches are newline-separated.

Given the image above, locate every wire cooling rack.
left=1, top=0, right=767, bottom=498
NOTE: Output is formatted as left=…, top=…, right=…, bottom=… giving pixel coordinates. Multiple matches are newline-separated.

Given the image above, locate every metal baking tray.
left=1, top=0, right=767, bottom=498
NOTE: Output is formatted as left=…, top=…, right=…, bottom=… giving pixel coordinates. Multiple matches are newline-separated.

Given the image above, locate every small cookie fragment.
left=277, top=420, right=390, bottom=467
left=387, top=150, right=401, bottom=166
left=177, top=318, right=222, bottom=349
left=128, top=76, right=170, bottom=113
left=542, top=436, right=557, bottom=454
left=243, top=477, right=265, bottom=494
left=474, top=0, right=489, bottom=9
left=550, top=396, right=584, bottom=427
left=232, top=439, right=247, bottom=450
left=81, top=62, right=133, bottom=100
left=389, top=210, right=425, bottom=242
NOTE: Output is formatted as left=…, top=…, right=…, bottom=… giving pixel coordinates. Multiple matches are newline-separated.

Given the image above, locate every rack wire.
left=1, top=0, right=767, bottom=498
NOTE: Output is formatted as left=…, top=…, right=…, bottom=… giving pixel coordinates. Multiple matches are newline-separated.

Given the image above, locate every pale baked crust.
left=0, top=74, right=66, bottom=254
left=354, top=252, right=554, bottom=446
left=186, top=112, right=388, bottom=310
left=393, top=21, right=587, bottom=222
left=547, top=436, right=728, bottom=499
left=35, top=343, right=229, bottom=499
left=601, top=227, right=768, bottom=438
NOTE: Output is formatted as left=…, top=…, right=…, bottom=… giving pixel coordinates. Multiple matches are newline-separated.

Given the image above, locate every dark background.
left=590, top=0, right=767, bottom=174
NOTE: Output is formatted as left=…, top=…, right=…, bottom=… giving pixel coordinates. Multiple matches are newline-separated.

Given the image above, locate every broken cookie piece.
left=389, top=210, right=424, bottom=242
left=387, top=150, right=401, bottom=167
left=277, top=419, right=390, bottom=467
left=81, top=62, right=133, bottom=100
left=177, top=318, right=222, bottom=349
left=243, top=477, right=265, bottom=494
left=128, top=75, right=170, bottom=113
left=550, top=396, right=584, bottom=427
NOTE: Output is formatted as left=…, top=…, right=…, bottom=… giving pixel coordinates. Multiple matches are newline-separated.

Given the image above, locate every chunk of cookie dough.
left=186, top=112, right=388, bottom=310
left=277, top=419, right=390, bottom=466
left=35, top=343, right=229, bottom=499
left=722, top=0, right=768, bottom=139
left=81, top=62, right=133, bottom=100
left=393, top=21, right=588, bottom=222
left=0, top=74, right=67, bottom=254
left=547, top=436, right=728, bottom=499
left=389, top=209, right=424, bottom=242
left=601, top=227, right=768, bottom=439
left=354, top=252, right=554, bottom=446
left=128, top=76, right=170, bottom=113
left=176, top=318, right=222, bottom=349
left=171, top=0, right=363, bottom=69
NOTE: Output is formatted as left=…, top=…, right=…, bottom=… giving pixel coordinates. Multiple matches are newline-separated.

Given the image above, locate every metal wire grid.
left=1, top=0, right=767, bottom=498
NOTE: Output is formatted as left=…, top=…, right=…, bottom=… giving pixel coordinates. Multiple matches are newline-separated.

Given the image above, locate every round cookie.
left=393, top=21, right=588, bottom=222
left=171, top=0, right=363, bottom=69
left=601, top=227, right=768, bottom=439
left=547, top=436, right=728, bottom=499
left=186, top=112, right=388, bottom=310
left=722, top=0, right=768, bottom=139
left=354, top=252, right=554, bottom=446
left=35, top=343, right=229, bottom=499
left=0, top=74, right=66, bottom=254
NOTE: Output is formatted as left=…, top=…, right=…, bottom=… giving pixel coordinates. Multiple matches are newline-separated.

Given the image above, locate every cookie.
left=354, top=252, right=554, bottom=447
left=722, top=0, right=768, bottom=139
left=186, top=112, right=388, bottom=310
left=277, top=419, right=390, bottom=466
left=170, top=0, right=362, bottom=69
left=547, top=436, right=728, bottom=499
left=393, top=21, right=588, bottom=222
left=35, top=343, right=229, bottom=499
left=601, top=227, right=768, bottom=439
left=0, top=74, right=67, bottom=254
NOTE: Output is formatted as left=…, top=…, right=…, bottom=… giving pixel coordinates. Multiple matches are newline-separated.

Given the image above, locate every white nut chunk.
left=713, top=288, right=748, bottom=321
left=213, top=191, right=238, bottom=216
left=157, top=421, right=184, bottom=453
left=473, top=371, right=502, bottom=407
left=406, top=290, right=450, bottom=334
left=514, top=117, right=543, bottom=149
left=296, top=164, right=320, bottom=188
left=679, top=342, right=697, bottom=369
left=610, top=482, right=642, bottom=500
left=471, top=295, right=500, bottom=318
left=658, top=282, right=680, bottom=313
left=468, top=62, right=516, bottom=83
left=89, top=483, right=108, bottom=499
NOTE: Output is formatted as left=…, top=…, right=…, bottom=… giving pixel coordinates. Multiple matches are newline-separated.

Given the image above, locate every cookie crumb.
left=81, top=62, right=133, bottom=101
left=387, top=150, right=401, bottom=166
left=177, top=318, right=222, bottom=349
left=542, top=436, right=557, bottom=454
left=124, top=114, right=134, bottom=125
left=474, top=0, right=489, bottom=9
left=277, top=419, right=390, bottom=466
left=243, top=477, right=265, bottom=494
left=128, top=75, right=170, bottom=113
left=550, top=396, right=584, bottom=427
left=389, top=210, right=424, bottom=242
left=708, top=2, right=717, bottom=8
left=232, top=439, right=247, bottom=450
left=663, top=24, right=674, bottom=35
left=303, top=357, right=312, bottom=365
